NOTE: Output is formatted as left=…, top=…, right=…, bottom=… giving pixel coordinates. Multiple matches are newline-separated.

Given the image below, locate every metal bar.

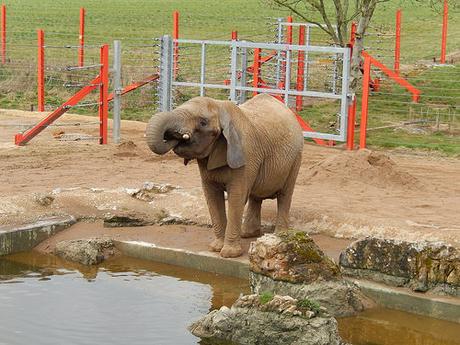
left=440, top=0, right=448, bottom=64
left=107, top=75, right=159, bottom=101
left=112, top=40, right=121, bottom=144
left=65, top=64, right=102, bottom=71
left=200, top=43, right=206, bottom=97
left=65, top=102, right=100, bottom=109
left=394, top=9, right=401, bottom=74
left=304, top=25, right=310, bottom=91
left=284, top=49, right=291, bottom=106
left=302, top=131, right=343, bottom=141
left=346, top=96, right=356, bottom=150
left=172, top=81, right=343, bottom=99
left=279, top=22, right=338, bottom=29
left=286, top=16, right=293, bottom=45
left=239, top=46, right=248, bottom=104
left=99, top=44, right=109, bottom=144
left=175, top=39, right=348, bottom=54
left=15, top=76, right=101, bottom=146
left=339, top=48, right=351, bottom=143
left=252, top=48, right=261, bottom=97
left=362, top=51, right=420, bottom=101
left=332, top=53, right=338, bottom=94
left=359, top=53, right=371, bottom=149
left=173, top=11, right=179, bottom=78
left=231, top=31, right=238, bottom=40
left=296, top=25, right=305, bottom=111
left=79, top=7, right=85, bottom=67
left=159, top=35, right=173, bottom=112
left=1, top=5, right=5, bottom=65
left=229, top=41, right=238, bottom=102
left=275, top=18, right=283, bottom=87
left=37, top=29, right=45, bottom=112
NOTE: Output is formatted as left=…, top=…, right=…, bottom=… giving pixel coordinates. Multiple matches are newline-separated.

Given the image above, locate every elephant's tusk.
left=182, top=133, right=190, bottom=140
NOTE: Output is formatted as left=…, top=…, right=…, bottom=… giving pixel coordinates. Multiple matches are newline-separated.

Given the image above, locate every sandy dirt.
left=1, top=108, right=460, bottom=247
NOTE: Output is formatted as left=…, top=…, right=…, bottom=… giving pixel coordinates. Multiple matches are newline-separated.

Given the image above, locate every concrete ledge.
left=114, top=239, right=460, bottom=323
left=0, top=216, right=76, bottom=256
left=114, top=240, right=249, bottom=280
left=349, top=278, right=460, bottom=323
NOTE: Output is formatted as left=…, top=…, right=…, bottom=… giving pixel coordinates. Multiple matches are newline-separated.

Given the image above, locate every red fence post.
left=252, top=48, right=261, bottom=97
left=394, top=9, right=401, bottom=74
left=37, top=30, right=45, bottom=112
left=359, top=54, right=371, bottom=149
left=1, top=5, right=6, bottom=65
left=440, top=0, right=448, bottom=64
left=173, top=11, right=179, bottom=79
left=346, top=97, right=357, bottom=150
left=79, top=8, right=85, bottom=67
left=286, top=16, right=293, bottom=44
left=231, top=31, right=238, bottom=40
left=99, top=45, right=108, bottom=144
left=296, top=25, right=305, bottom=111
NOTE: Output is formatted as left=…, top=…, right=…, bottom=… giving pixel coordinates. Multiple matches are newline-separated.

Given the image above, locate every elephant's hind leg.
left=275, top=154, right=301, bottom=233
left=241, top=197, right=262, bottom=238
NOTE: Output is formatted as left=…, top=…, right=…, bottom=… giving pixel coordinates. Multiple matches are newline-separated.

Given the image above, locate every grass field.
left=0, top=0, right=459, bottom=154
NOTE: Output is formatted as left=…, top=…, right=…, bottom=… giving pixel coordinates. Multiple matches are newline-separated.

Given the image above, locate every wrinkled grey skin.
left=146, top=94, right=304, bottom=258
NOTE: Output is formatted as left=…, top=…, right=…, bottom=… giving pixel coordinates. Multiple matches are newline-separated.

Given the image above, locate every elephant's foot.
left=208, top=238, right=224, bottom=252
left=240, top=227, right=261, bottom=238
left=220, top=243, right=243, bottom=258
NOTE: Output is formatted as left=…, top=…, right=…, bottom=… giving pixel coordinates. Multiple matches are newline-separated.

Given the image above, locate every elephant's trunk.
left=146, top=111, right=187, bottom=155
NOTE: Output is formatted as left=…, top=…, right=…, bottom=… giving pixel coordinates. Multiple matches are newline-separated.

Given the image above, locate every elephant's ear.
left=218, top=105, right=245, bottom=169
left=207, top=135, right=228, bottom=170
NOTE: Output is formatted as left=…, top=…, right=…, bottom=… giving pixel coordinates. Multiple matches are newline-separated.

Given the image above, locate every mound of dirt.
left=114, top=140, right=139, bottom=157
left=300, top=150, right=421, bottom=189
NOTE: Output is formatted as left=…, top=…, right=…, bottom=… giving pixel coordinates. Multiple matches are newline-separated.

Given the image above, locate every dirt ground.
left=1, top=108, right=460, bottom=247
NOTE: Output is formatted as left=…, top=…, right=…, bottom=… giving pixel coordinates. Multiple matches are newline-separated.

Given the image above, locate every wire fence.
left=0, top=1, right=459, bottom=152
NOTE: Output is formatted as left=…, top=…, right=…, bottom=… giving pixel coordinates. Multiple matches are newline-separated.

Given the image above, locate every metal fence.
left=158, top=35, right=351, bottom=142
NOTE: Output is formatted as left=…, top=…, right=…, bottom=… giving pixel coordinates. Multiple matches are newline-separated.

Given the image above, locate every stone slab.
left=0, top=216, right=76, bottom=256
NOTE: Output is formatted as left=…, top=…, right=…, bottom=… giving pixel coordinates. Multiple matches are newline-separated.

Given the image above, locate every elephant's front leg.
left=202, top=182, right=227, bottom=252
left=220, top=182, right=247, bottom=258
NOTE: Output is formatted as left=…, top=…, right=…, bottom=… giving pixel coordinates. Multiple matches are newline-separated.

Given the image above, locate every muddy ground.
left=1, top=109, right=460, bottom=248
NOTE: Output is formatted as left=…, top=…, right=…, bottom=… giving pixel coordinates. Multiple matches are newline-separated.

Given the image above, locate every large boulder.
left=340, top=237, right=460, bottom=296
left=249, top=232, right=340, bottom=283
left=189, top=294, right=346, bottom=345
left=54, top=238, right=115, bottom=265
left=249, top=233, right=370, bottom=317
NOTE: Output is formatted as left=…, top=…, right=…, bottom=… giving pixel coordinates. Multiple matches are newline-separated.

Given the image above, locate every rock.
left=250, top=272, right=369, bottom=317
left=127, top=182, right=176, bottom=202
left=103, top=212, right=154, bottom=228
left=33, top=193, right=54, bottom=206
left=249, top=232, right=341, bottom=284
left=248, top=232, right=371, bottom=317
left=189, top=294, right=345, bottom=345
left=54, top=238, right=115, bottom=265
left=339, top=237, right=460, bottom=296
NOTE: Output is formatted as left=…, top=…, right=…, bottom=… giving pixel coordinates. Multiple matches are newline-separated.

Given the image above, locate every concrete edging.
left=0, top=216, right=76, bottom=256
left=114, top=240, right=250, bottom=280
left=115, top=240, right=460, bottom=324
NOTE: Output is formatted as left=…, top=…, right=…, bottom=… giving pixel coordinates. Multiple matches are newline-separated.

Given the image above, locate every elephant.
left=145, top=94, right=304, bottom=258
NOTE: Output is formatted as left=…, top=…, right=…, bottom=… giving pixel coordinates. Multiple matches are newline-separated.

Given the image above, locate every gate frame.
left=159, top=35, right=351, bottom=142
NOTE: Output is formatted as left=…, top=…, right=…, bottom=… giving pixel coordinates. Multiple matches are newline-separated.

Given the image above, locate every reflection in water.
left=1, top=252, right=459, bottom=345
left=339, top=307, right=460, bottom=345
left=0, top=251, right=247, bottom=345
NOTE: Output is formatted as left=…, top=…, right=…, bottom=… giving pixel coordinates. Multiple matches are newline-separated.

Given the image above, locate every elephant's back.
left=240, top=94, right=303, bottom=145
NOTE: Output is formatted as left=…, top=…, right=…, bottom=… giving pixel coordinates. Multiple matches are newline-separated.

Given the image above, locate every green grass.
left=0, top=0, right=459, bottom=154
left=259, top=291, right=274, bottom=305
left=296, top=298, right=321, bottom=314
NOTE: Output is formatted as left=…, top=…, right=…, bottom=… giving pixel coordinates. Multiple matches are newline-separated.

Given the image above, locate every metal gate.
left=158, top=35, right=351, bottom=142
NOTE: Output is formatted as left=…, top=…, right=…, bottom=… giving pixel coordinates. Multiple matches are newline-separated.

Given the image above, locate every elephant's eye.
left=199, top=118, right=208, bottom=128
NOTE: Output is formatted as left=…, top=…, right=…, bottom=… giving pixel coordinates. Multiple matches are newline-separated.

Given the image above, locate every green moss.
left=297, top=298, right=321, bottom=314
left=279, top=231, right=323, bottom=263
left=259, top=291, right=274, bottom=305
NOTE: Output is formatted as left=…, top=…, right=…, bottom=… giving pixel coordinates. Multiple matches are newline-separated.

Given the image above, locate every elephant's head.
left=146, top=97, right=245, bottom=169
